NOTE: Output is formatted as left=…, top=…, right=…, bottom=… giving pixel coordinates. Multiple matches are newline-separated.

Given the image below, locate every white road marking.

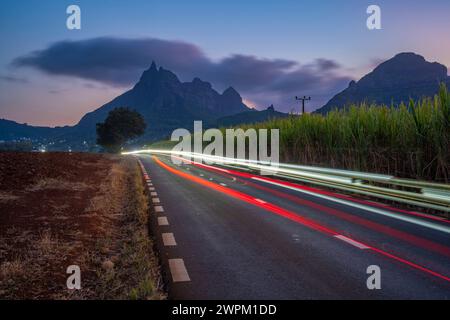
left=151, top=191, right=158, bottom=196
left=254, top=198, right=267, bottom=204
left=162, top=233, right=177, bottom=246
left=149, top=187, right=155, bottom=191
left=158, top=216, right=169, bottom=226
left=196, top=163, right=230, bottom=173
left=200, top=174, right=204, bottom=177
left=220, top=183, right=227, bottom=187
left=152, top=198, right=160, bottom=204
left=154, top=206, right=164, bottom=213
left=168, top=259, right=191, bottom=282
left=334, top=235, right=370, bottom=249
left=251, top=177, right=450, bottom=235
left=148, top=183, right=153, bottom=186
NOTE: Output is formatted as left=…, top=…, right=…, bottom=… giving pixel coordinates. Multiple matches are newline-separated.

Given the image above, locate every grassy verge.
left=75, top=158, right=165, bottom=299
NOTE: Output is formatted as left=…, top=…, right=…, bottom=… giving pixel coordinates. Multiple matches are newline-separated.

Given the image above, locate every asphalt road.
left=138, top=154, right=450, bottom=299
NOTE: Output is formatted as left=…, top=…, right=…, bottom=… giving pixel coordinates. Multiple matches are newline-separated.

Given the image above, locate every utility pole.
left=295, top=96, right=311, bottom=115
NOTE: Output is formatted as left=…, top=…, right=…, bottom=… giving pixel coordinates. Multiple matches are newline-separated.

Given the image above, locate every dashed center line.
left=334, top=235, right=370, bottom=249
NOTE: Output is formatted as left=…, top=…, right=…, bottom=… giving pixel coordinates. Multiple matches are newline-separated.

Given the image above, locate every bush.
left=96, top=107, right=146, bottom=153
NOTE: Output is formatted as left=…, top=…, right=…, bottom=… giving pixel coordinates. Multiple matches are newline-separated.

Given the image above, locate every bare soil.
left=0, top=152, right=164, bottom=299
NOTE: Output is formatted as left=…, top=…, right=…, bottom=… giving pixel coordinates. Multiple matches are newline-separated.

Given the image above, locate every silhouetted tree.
left=96, top=107, right=146, bottom=153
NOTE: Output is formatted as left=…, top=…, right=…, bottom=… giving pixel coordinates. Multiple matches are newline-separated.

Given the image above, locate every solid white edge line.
left=197, top=163, right=230, bottom=174
left=251, top=177, right=450, bottom=235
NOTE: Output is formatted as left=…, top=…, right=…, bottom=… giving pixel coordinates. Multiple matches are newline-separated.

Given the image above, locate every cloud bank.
left=13, top=37, right=352, bottom=111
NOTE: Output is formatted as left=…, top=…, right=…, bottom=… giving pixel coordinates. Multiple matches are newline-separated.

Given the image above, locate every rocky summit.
left=316, top=52, right=450, bottom=113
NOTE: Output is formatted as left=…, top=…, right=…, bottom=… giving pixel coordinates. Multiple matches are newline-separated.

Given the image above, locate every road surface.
left=138, top=154, right=450, bottom=299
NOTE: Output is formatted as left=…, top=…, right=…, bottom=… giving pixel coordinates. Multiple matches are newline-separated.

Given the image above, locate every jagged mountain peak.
left=223, top=86, right=239, bottom=96
left=136, top=62, right=181, bottom=88
left=71, top=64, right=250, bottom=143
left=190, top=77, right=212, bottom=89
left=149, top=60, right=157, bottom=71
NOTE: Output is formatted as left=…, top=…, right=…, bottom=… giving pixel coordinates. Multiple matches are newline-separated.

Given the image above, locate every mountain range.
left=1, top=52, right=449, bottom=150
left=0, top=62, right=287, bottom=150
left=71, top=62, right=252, bottom=145
left=316, top=52, right=450, bottom=113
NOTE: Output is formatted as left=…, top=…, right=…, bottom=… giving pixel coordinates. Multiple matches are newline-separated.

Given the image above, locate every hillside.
left=0, top=119, right=69, bottom=141
left=317, top=52, right=450, bottom=113
left=70, top=62, right=250, bottom=143
left=0, top=62, right=257, bottom=149
left=215, top=105, right=289, bottom=127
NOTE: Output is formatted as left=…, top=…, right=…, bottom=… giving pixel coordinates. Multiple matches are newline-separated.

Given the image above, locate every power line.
left=295, top=96, right=311, bottom=115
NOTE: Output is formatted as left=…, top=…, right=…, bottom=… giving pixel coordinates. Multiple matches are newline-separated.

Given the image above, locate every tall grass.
left=241, top=84, right=450, bottom=182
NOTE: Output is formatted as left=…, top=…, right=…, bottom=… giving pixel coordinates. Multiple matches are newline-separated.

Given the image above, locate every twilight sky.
left=1, top=0, right=449, bottom=126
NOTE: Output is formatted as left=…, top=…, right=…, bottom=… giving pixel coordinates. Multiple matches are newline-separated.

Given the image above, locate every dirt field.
left=0, top=152, right=164, bottom=299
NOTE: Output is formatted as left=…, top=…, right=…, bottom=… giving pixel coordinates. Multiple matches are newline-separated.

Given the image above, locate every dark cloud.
left=0, top=74, right=29, bottom=83
left=13, top=37, right=206, bottom=86
left=204, top=55, right=298, bottom=91
left=12, top=37, right=352, bottom=111
left=314, top=58, right=341, bottom=71
left=48, top=89, right=67, bottom=94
